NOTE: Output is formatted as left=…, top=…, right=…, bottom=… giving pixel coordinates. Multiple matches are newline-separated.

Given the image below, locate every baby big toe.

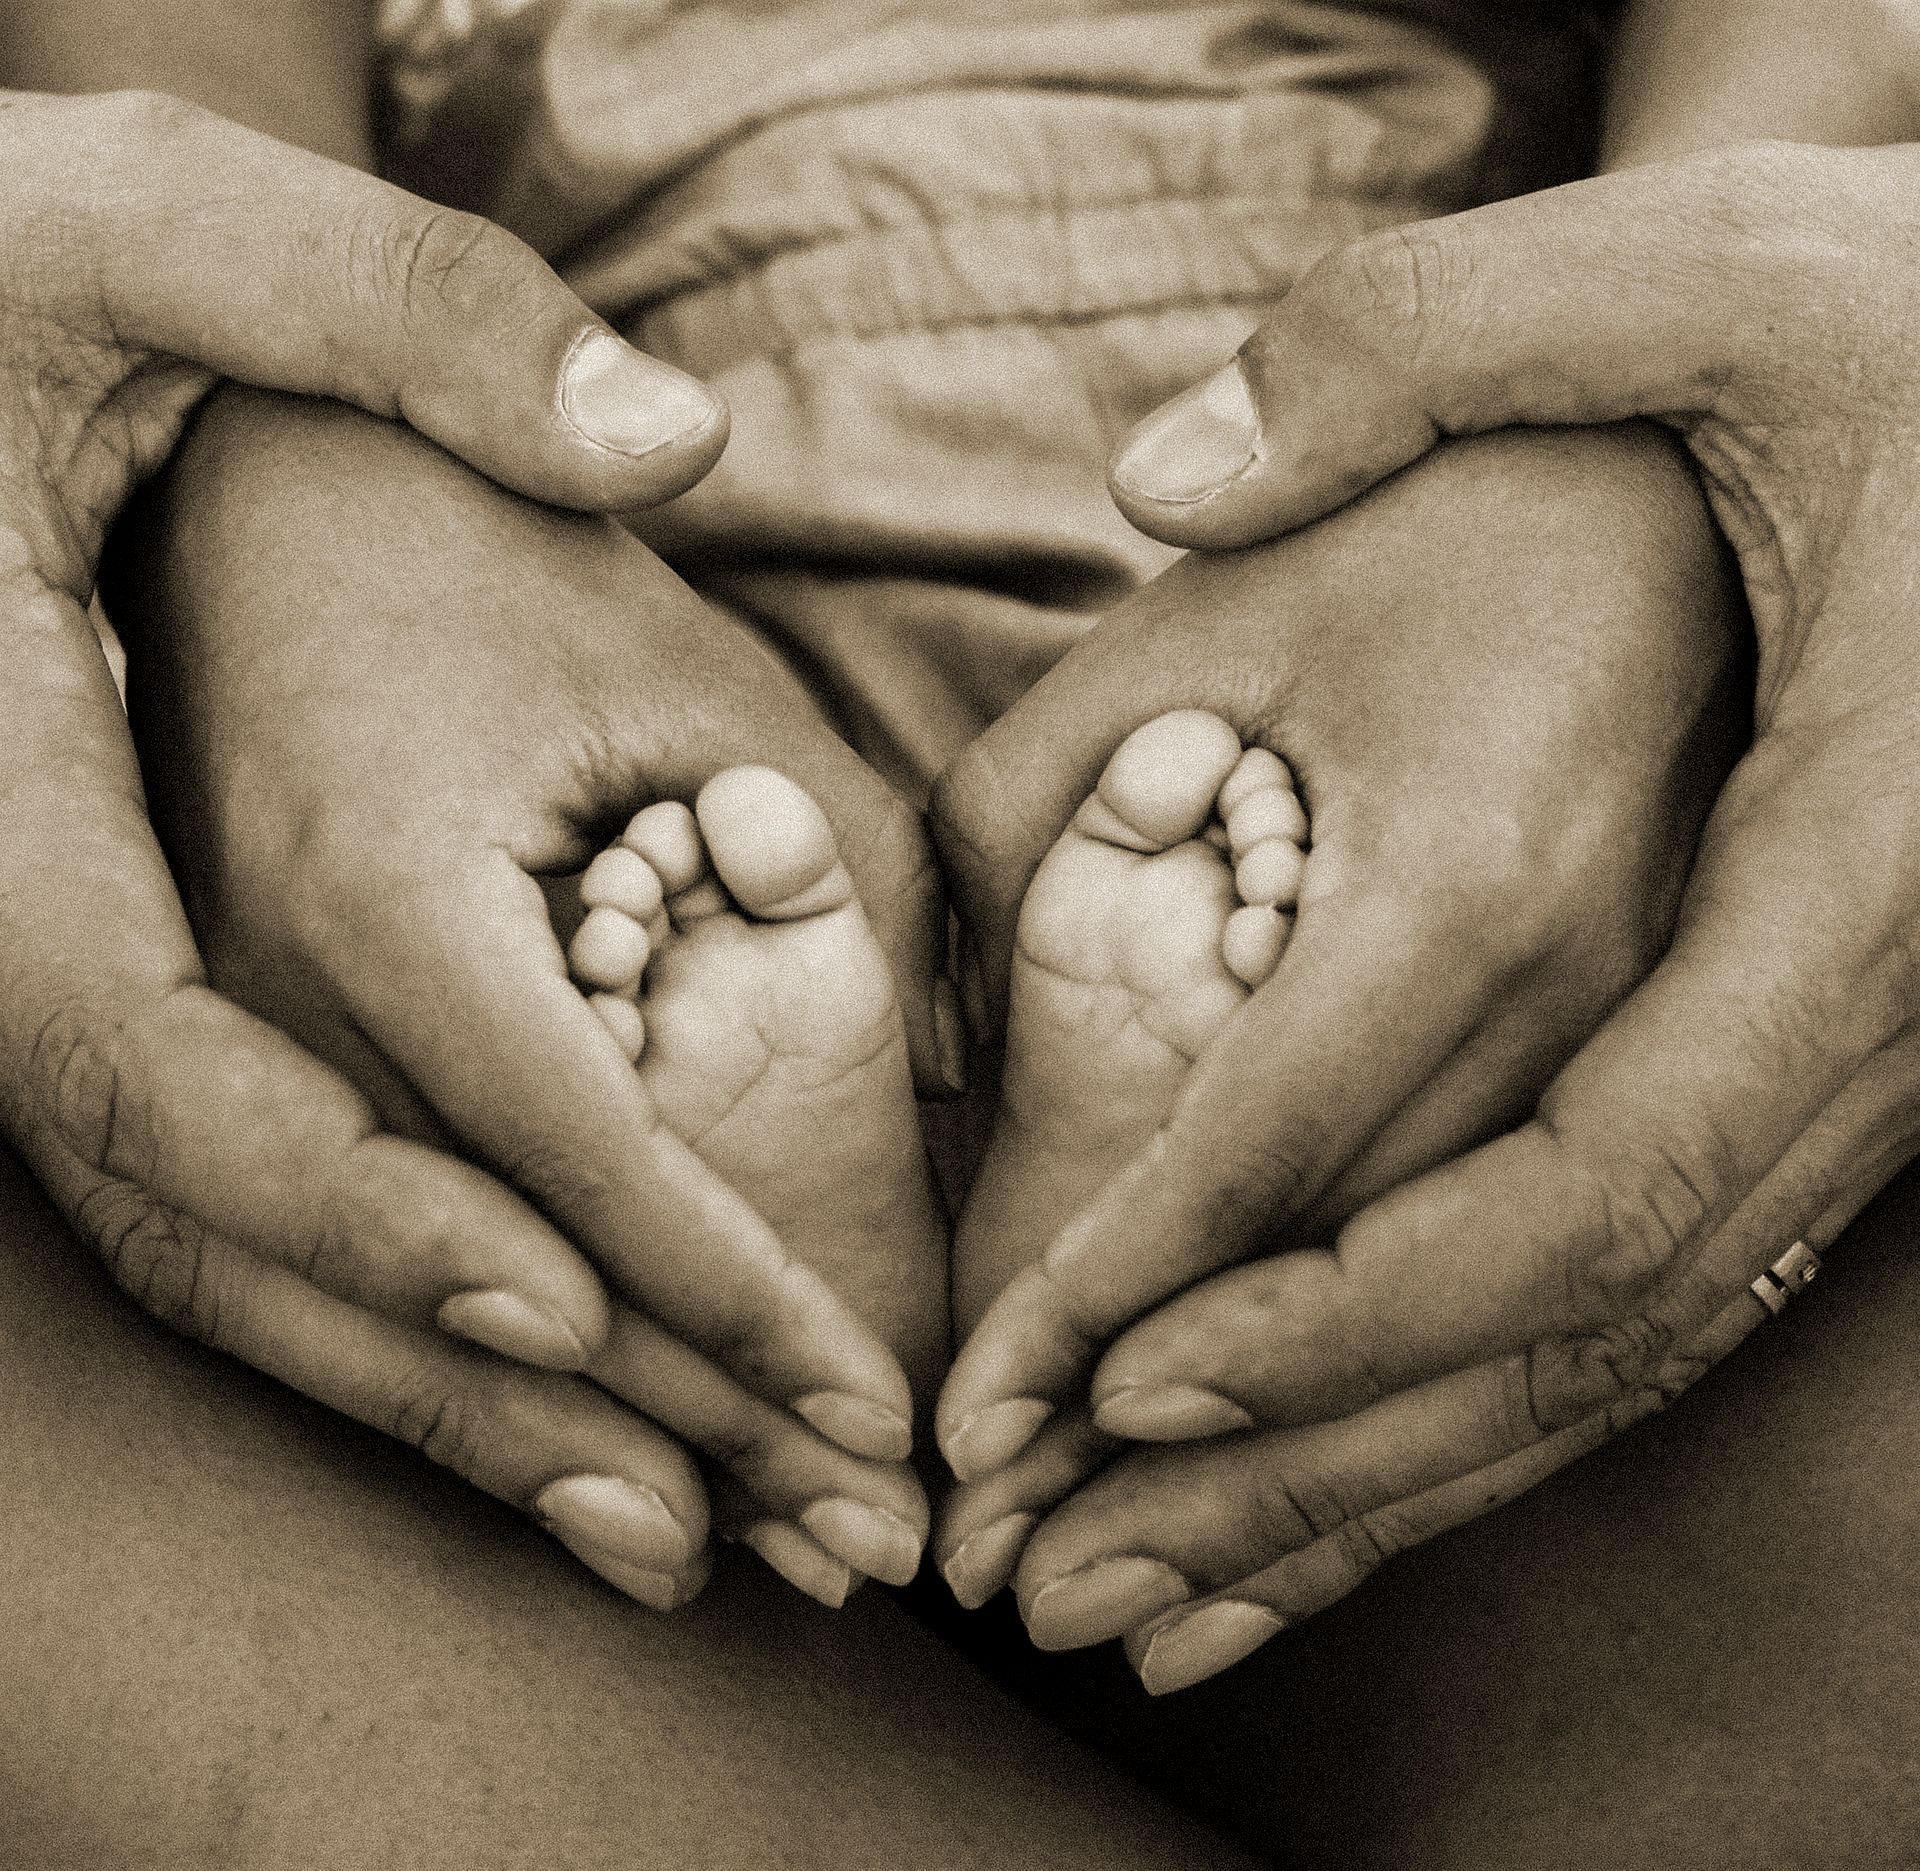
left=1075, top=710, right=1243, bottom=853
left=696, top=766, right=855, bottom=922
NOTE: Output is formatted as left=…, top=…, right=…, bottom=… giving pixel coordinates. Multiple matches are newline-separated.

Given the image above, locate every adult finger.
left=934, top=1408, right=1118, bottom=1610
left=1113, top=1224, right=1840, bottom=1694
left=40, top=89, right=727, bottom=511
left=588, top=1310, right=928, bottom=1589
left=320, top=847, right=917, bottom=1462
left=1091, top=735, right=1899, bottom=1434
left=1014, top=1360, right=1545, bottom=1654
left=0, top=598, right=611, bottom=1370
left=1072, top=1039, right=1914, bottom=1684
left=1105, top=141, right=1870, bottom=547
left=37, top=1187, right=716, bottom=1612
left=1021, top=1209, right=1809, bottom=1669
left=936, top=852, right=1516, bottom=1477
left=706, top=1474, right=865, bottom=1612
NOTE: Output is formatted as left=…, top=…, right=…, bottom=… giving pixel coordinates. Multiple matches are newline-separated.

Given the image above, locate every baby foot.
left=952, top=711, right=1306, bottom=1344
left=937, top=710, right=1307, bottom=1599
left=566, top=767, right=948, bottom=1598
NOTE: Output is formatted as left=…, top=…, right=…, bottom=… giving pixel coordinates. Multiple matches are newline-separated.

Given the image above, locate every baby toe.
left=582, top=844, right=667, bottom=924
left=622, top=800, right=707, bottom=896
left=1079, top=711, right=1243, bottom=852
left=570, top=902, right=652, bottom=992
left=1234, top=838, right=1305, bottom=909
left=1222, top=904, right=1292, bottom=987
left=696, top=766, right=854, bottom=922
left=1218, top=745, right=1294, bottom=817
left=1224, top=782, right=1308, bottom=851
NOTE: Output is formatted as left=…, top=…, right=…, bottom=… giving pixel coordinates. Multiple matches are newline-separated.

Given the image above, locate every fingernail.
left=572, top=1544, right=687, bottom=1621
left=1138, top=1601, right=1285, bottom=1695
left=438, top=1288, right=589, bottom=1369
left=1094, top=1384, right=1255, bottom=1442
left=933, top=977, right=970, bottom=1095
left=793, top=1391, right=913, bottom=1463
left=942, top=1512, right=1037, bottom=1611
left=1023, top=1557, right=1192, bottom=1652
left=1112, top=361, right=1261, bottom=504
left=943, top=1399, right=1054, bottom=1482
left=534, top=1473, right=694, bottom=1570
left=559, top=329, right=721, bottom=457
left=744, top=1520, right=857, bottom=1609
left=800, top=1498, right=925, bottom=1587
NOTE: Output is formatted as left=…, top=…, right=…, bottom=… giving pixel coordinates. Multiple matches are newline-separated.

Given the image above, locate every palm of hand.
left=929, top=421, right=1748, bottom=1657
left=116, top=395, right=1746, bottom=1654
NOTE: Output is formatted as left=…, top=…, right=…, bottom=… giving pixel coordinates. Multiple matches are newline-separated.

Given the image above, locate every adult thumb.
left=1104, top=147, right=1798, bottom=550
left=77, top=92, right=726, bottom=512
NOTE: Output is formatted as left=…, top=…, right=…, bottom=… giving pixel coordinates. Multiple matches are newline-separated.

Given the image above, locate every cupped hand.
left=931, top=420, right=1744, bottom=1624
left=0, top=85, right=870, bottom=1611
left=959, top=138, right=1920, bottom=1684
left=102, top=387, right=947, bottom=1599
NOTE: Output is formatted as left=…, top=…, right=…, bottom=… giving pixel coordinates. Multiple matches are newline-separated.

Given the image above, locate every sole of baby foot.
left=942, top=711, right=1309, bottom=1480
left=566, top=770, right=949, bottom=1450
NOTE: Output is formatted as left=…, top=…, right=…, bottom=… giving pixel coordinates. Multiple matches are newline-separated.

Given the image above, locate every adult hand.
left=938, top=138, right=1920, bottom=1683
left=1089, top=137, right=1920, bottom=1436
left=931, top=421, right=1743, bottom=1622
left=0, top=85, right=831, bottom=1609
left=108, top=388, right=942, bottom=1599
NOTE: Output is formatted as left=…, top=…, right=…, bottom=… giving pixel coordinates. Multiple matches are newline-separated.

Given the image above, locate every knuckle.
left=82, top=1181, right=229, bottom=1345
left=1291, top=225, right=1460, bottom=352
left=1526, top=1311, right=1679, bottom=1432
left=1580, top=1167, right=1699, bottom=1318
left=1243, top=1454, right=1345, bottom=1552
left=1332, top=1509, right=1398, bottom=1576
left=1537, top=1110, right=1728, bottom=1325
left=386, top=1376, right=491, bottom=1483
left=381, top=204, right=510, bottom=330
left=21, top=1000, right=156, bottom=1185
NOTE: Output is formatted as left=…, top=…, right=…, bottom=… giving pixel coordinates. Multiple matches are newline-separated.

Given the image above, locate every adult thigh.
left=959, top=1168, right=1920, bottom=1871
left=0, top=1147, right=1249, bottom=1871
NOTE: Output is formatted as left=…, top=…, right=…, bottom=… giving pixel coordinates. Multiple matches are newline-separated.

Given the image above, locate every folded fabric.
left=379, top=0, right=1609, bottom=794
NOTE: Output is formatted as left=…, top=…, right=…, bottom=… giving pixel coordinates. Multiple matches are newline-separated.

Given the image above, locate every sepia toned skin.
left=936, top=3, right=1920, bottom=1690
left=4, top=3, right=1920, bottom=1869
left=0, top=78, right=956, bottom=1615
